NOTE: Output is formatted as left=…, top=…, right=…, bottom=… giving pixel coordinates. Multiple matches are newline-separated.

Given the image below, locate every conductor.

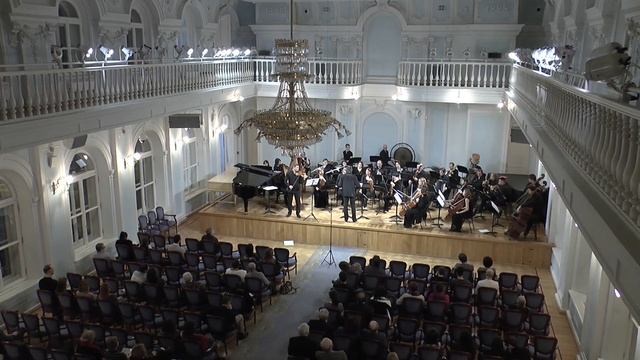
left=337, top=166, right=361, bottom=223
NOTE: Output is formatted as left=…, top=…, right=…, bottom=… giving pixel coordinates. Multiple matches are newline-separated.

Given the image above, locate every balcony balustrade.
left=397, top=60, right=511, bottom=88
left=510, top=64, right=640, bottom=228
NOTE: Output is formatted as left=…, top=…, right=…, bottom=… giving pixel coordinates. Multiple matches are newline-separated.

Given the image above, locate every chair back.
left=167, top=251, right=184, bottom=266
left=116, top=244, right=133, bottom=260
left=499, top=272, right=519, bottom=289
left=402, top=297, right=424, bottom=317
left=57, top=292, right=75, bottom=314
left=260, top=262, right=278, bottom=279
left=218, top=242, right=233, bottom=257
left=426, top=300, right=447, bottom=321
left=476, top=287, right=498, bottom=306
left=152, top=234, right=166, bottom=249
left=274, top=247, right=291, bottom=264
left=237, top=243, right=253, bottom=259
left=155, top=206, right=167, bottom=220
left=36, top=290, right=57, bottom=314
left=502, top=309, right=526, bottom=332
left=147, top=211, right=159, bottom=225
left=42, top=316, right=61, bottom=336
left=163, top=285, right=181, bottom=307
left=422, top=321, right=446, bottom=339
left=149, top=249, right=164, bottom=264
left=138, top=214, right=149, bottom=230
left=206, top=291, right=222, bottom=308
left=333, top=287, right=350, bottom=304
left=529, top=313, right=551, bottom=335
left=525, top=292, right=545, bottom=312
left=202, top=254, right=218, bottom=270
left=204, top=271, right=222, bottom=289
left=185, top=238, right=200, bottom=252
left=85, top=275, right=100, bottom=292
left=408, top=279, right=427, bottom=294
left=93, top=258, right=111, bottom=277
left=246, top=276, right=266, bottom=295
left=332, top=334, right=351, bottom=352
left=132, top=247, right=148, bottom=261
left=66, top=272, right=83, bottom=290
left=161, top=308, right=180, bottom=326
left=103, top=277, right=119, bottom=294
left=3, top=341, right=24, bottom=360
left=186, top=252, right=200, bottom=268
left=521, top=274, right=540, bottom=292
left=184, top=288, right=203, bottom=308
left=206, top=315, right=226, bottom=334
left=137, top=232, right=151, bottom=247
left=143, top=283, right=161, bottom=301
left=362, top=274, right=381, bottom=292
left=389, top=260, right=407, bottom=278
left=506, top=332, right=530, bottom=349
left=345, top=271, right=360, bottom=289
left=501, top=289, right=521, bottom=308
left=478, top=328, right=501, bottom=351
left=183, top=340, right=204, bottom=358
left=448, top=351, right=473, bottom=360
left=450, top=303, right=472, bottom=324
left=50, top=350, right=73, bottom=360
left=396, top=317, right=419, bottom=342
left=451, top=283, right=473, bottom=303
left=164, top=266, right=182, bottom=285
left=223, top=273, right=243, bottom=291
left=534, top=336, right=558, bottom=356
left=98, top=300, right=120, bottom=322
left=417, top=346, right=441, bottom=360
left=64, top=319, right=83, bottom=339
left=124, top=280, right=141, bottom=300
left=385, top=276, right=402, bottom=296
left=432, top=265, right=451, bottom=279
left=27, top=345, right=48, bottom=360
left=411, top=263, right=430, bottom=279
left=389, top=342, right=413, bottom=360
left=349, top=255, right=366, bottom=268
left=360, top=338, right=384, bottom=358
left=138, top=305, right=156, bottom=328
left=183, top=311, right=203, bottom=329
left=1, top=310, right=21, bottom=333
left=134, top=331, right=155, bottom=350
left=111, top=260, right=127, bottom=278
left=448, top=324, right=472, bottom=346
left=22, top=313, right=40, bottom=335
left=477, top=306, right=500, bottom=328
left=255, top=245, right=271, bottom=261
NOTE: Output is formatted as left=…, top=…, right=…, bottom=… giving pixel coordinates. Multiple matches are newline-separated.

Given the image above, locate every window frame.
left=0, top=182, right=25, bottom=289
left=127, top=9, right=145, bottom=50
left=67, top=162, right=102, bottom=249
left=134, top=144, right=155, bottom=215
left=57, top=1, right=82, bottom=64
left=182, top=130, right=199, bottom=194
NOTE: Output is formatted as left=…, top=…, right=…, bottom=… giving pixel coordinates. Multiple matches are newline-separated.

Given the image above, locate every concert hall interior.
left=0, top=0, right=639, bottom=359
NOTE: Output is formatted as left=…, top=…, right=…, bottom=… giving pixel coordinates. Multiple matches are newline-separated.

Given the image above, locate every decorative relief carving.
left=99, top=27, right=129, bottom=44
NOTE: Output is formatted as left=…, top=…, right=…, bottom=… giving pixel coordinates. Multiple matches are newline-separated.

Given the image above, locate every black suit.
left=286, top=171, right=303, bottom=216
left=379, top=149, right=390, bottom=163
left=343, top=150, right=353, bottom=163
left=338, top=173, right=360, bottom=221
left=38, top=277, right=58, bottom=292
left=288, top=336, right=320, bottom=360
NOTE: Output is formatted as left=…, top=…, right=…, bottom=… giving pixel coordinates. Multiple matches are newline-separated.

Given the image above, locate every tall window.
left=127, top=9, right=144, bottom=49
left=57, top=1, right=82, bottom=63
left=134, top=139, right=154, bottom=214
left=68, top=153, right=101, bottom=247
left=0, top=180, right=24, bottom=288
left=183, top=129, right=198, bottom=192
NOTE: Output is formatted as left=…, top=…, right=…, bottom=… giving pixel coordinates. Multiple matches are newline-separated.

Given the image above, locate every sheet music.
left=306, top=178, right=319, bottom=186
left=437, top=195, right=445, bottom=207
left=394, top=193, right=403, bottom=204
left=262, top=186, right=278, bottom=191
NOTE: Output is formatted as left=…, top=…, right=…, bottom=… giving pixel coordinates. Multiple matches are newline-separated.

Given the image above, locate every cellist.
left=450, top=187, right=474, bottom=232
left=403, top=186, right=432, bottom=228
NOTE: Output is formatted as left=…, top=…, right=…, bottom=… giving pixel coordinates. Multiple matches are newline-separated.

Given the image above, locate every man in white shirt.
left=93, top=243, right=112, bottom=260
left=130, top=265, right=147, bottom=284
left=166, top=235, right=186, bottom=258
left=225, top=260, right=247, bottom=281
left=476, top=268, right=500, bottom=292
left=245, top=262, right=270, bottom=288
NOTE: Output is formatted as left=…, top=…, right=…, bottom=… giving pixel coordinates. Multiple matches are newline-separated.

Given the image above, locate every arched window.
left=57, top=1, right=82, bottom=63
left=0, top=180, right=24, bottom=288
left=68, top=153, right=101, bottom=247
left=183, top=129, right=198, bottom=192
left=134, top=139, right=154, bottom=213
left=127, top=9, right=144, bottom=49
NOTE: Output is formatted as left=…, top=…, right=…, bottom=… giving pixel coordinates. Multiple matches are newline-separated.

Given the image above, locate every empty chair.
left=64, top=319, right=83, bottom=339
left=185, top=238, right=201, bottom=253
left=246, top=277, right=272, bottom=313
left=432, top=265, right=451, bottom=279
left=451, top=283, right=473, bottom=303
left=42, top=317, right=65, bottom=347
left=117, top=301, right=139, bottom=327
left=184, top=288, right=205, bottom=310
left=163, top=285, right=182, bottom=307
left=476, top=287, right=498, bottom=306
left=388, top=260, right=407, bottom=280
left=85, top=275, right=101, bottom=292
left=202, top=254, right=219, bottom=272
left=167, top=251, right=185, bottom=267
left=98, top=300, right=121, bottom=325
left=3, top=342, right=26, bottom=360
left=185, top=252, right=202, bottom=273
left=206, top=291, right=223, bottom=308
left=155, top=206, right=177, bottom=233
left=344, top=271, right=360, bottom=290
left=533, top=336, right=558, bottom=360
left=103, top=277, right=119, bottom=294
left=411, top=263, right=430, bottom=280
left=499, top=272, right=519, bottom=290
left=148, top=211, right=170, bottom=234
left=332, top=334, right=352, bottom=352
left=218, top=242, right=234, bottom=258
left=134, top=331, right=155, bottom=351
left=426, top=301, right=448, bottom=322
left=400, top=297, right=424, bottom=319
left=522, top=274, right=541, bottom=292
left=417, top=345, right=442, bottom=360
left=204, top=271, right=222, bottom=290
left=132, top=247, right=148, bottom=262
left=206, top=315, right=238, bottom=356
left=450, top=303, right=473, bottom=325
left=137, top=215, right=159, bottom=235
left=448, top=324, right=472, bottom=348
left=66, top=272, right=83, bottom=290
left=37, top=290, right=58, bottom=317
left=22, top=313, right=43, bottom=342
left=501, top=289, right=521, bottom=309
left=138, top=305, right=159, bottom=330
left=152, top=234, right=167, bottom=250
left=143, top=283, right=162, bottom=304
left=1, top=310, right=22, bottom=336
left=255, top=246, right=271, bottom=261
left=505, top=332, right=530, bottom=351
left=476, top=306, right=500, bottom=328
left=123, top=281, right=142, bottom=302
left=27, top=345, right=49, bottom=360
left=149, top=249, right=164, bottom=264
left=422, top=321, right=446, bottom=340
left=359, top=338, right=385, bottom=360
left=385, top=276, right=402, bottom=298
left=389, top=341, right=413, bottom=360
left=116, top=244, right=134, bottom=261
left=137, top=232, right=151, bottom=248
left=164, top=266, right=182, bottom=285
left=57, top=292, right=77, bottom=318
left=525, top=292, right=545, bottom=312
left=237, top=244, right=253, bottom=259
left=274, top=247, right=297, bottom=279
left=223, top=273, right=243, bottom=291
left=161, top=308, right=180, bottom=328
left=502, top=309, right=526, bottom=332
left=528, top=313, right=551, bottom=336
left=111, top=261, right=127, bottom=279
left=362, top=274, right=381, bottom=293
left=477, top=328, right=501, bottom=352
left=395, top=317, right=419, bottom=345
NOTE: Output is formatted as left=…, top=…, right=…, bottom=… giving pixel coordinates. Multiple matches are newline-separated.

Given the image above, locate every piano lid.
left=233, top=163, right=281, bottom=188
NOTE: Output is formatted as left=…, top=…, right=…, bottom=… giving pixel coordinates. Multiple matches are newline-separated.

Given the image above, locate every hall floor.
left=180, top=218, right=577, bottom=360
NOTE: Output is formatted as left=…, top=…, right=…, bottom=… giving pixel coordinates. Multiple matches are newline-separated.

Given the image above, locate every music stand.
left=406, top=161, right=419, bottom=169
left=369, top=156, right=381, bottom=163
left=480, top=201, right=504, bottom=236
left=389, top=191, right=403, bottom=224
left=304, top=178, right=320, bottom=222
left=262, top=186, right=278, bottom=215
left=432, top=193, right=446, bottom=227
left=348, top=157, right=362, bottom=166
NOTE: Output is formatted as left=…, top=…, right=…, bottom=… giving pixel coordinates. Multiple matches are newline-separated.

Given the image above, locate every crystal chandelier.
left=234, top=1, right=350, bottom=155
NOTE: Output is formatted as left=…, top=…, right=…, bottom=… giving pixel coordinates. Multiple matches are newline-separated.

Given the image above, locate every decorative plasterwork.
left=99, top=26, right=129, bottom=45
left=9, top=22, right=55, bottom=47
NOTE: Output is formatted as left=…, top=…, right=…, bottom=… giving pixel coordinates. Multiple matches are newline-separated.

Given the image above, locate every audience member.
left=315, top=338, right=347, bottom=360
left=423, top=329, right=442, bottom=347
left=362, top=320, right=387, bottom=346
left=308, top=308, right=331, bottom=335
left=201, top=227, right=219, bottom=253
left=245, top=262, right=270, bottom=288
left=38, top=264, right=58, bottom=292
left=332, top=272, right=349, bottom=289
left=370, top=288, right=392, bottom=319
left=166, top=234, right=186, bottom=258
left=427, top=283, right=450, bottom=309
left=350, top=262, right=363, bottom=275
left=478, top=256, right=496, bottom=278
left=288, top=323, right=320, bottom=360
left=364, top=256, right=385, bottom=277
left=476, top=268, right=500, bottom=292
left=180, top=271, right=203, bottom=290
left=209, top=295, right=247, bottom=339
left=451, top=267, right=472, bottom=287
left=129, top=344, right=149, bottom=360
left=396, top=281, right=425, bottom=305
left=116, top=231, right=133, bottom=246
left=76, top=280, right=96, bottom=300
left=104, top=336, right=127, bottom=360
left=181, top=321, right=212, bottom=353
left=453, top=253, right=474, bottom=273
left=93, top=242, right=111, bottom=260
left=225, top=260, right=247, bottom=281
left=130, top=265, right=148, bottom=284
left=145, top=267, right=163, bottom=286
left=75, top=329, right=103, bottom=359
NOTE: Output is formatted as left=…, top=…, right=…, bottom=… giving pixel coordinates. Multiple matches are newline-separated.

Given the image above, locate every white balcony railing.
left=255, top=58, right=363, bottom=85
left=511, top=64, right=640, bottom=228
left=398, top=60, right=511, bottom=88
left=0, top=59, right=255, bottom=121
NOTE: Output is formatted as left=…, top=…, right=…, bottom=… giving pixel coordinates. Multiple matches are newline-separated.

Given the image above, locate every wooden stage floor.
left=196, top=194, right=552, bottom=267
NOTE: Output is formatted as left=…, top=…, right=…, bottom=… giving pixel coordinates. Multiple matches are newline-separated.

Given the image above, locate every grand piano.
left=232, top=163, right=285, bottom=212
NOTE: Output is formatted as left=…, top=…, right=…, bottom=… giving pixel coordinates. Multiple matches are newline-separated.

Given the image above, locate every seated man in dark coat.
left=288, top=323, right=320, bottom=359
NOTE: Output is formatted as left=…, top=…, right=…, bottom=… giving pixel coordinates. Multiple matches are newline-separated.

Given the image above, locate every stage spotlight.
left=201, top=48, right=209, bottom=57
left=132, top=152, right=142, bottom=161
left=85, top=48, right=94, bottom=59
left=121, top=47, right=136, bottom=61
left=99, top=45, right=114, bottom=60
left=232, top=48, right=240, bottom=57
left=244, top=49, right=251, bottom=56
left=187, top=48, right=194, bottom=58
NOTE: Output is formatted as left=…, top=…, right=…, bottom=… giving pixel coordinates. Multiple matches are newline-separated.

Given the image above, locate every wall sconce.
left=124, top=152, right=141, bottom=169
left=52, top=175, right=73, bottom=195
left=391, top=94, right=398, bottom=101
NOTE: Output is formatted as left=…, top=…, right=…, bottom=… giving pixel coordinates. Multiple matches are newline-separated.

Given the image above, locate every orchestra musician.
left=285, top=164, right=306, bottom=218
left=390, top=161, right=406, bottom=192
left=273, top=158, right=283, bottom=171
left=379, top=144, right=390, bottom=164
left=314, top=169, right=329, bottom=208
left=403, top=186, right=433, bottom=228
left=353, top=161, right=365, bottom=182
left=361, top=167, right=374, bottom=209
left=468, top=153, right=481, bottom=174
left=523, top=174, right=541, bottom=193
left=469, top=167, right=486, bottom=191
left=516, top=184, right=545, bottom=237
left=343, top=144, right=353, bottom=163
left=497, top=176, right=518, bottom=204
left=262, top=160, right=270, bottom=168
left=299, top=152, right=311, bottom=174
left=450, top=187, right=474, bottom=232
left=445, top=162, right=460, bottom=190
left=337, top=166, right=361, bottom=223
left=411, top=163, right=427, bottom=185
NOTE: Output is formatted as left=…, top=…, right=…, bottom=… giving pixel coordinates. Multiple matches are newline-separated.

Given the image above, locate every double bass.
left=444, top=190, right=466, bottom=221
left=399, top=188, right=421, bottom=217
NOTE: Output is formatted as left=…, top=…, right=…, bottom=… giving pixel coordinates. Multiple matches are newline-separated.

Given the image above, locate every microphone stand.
left=304, top=182, right=319, bottom=222
left=322, top=196, right=336, bottom=266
